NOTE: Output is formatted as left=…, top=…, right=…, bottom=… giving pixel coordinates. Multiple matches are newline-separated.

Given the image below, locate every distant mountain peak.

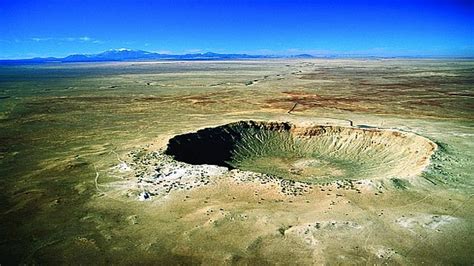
left=112, top=48, right=132, bottom=52
left=0, top=49, right=315, bottom=63
left=104, top=48, right=149, bottom=53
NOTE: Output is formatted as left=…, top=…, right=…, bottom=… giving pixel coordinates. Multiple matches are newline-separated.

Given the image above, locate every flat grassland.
left=0, top=59, right=473, bottom=264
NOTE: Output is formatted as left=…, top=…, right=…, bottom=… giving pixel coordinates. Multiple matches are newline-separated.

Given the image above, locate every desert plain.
left=0, top=59, right=473, bottom=264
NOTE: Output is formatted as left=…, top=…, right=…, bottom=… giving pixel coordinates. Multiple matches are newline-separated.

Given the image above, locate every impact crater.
left=165, top=121, right=436, bottom=183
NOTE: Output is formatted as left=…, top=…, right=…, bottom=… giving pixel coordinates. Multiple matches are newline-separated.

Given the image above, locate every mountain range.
left=0, top=49, right=315, bottom=63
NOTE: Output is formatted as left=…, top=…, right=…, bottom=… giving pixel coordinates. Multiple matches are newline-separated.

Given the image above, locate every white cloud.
left=29, top=36, right=101, bottom=43
left=32, top=37, right=52, bottom=42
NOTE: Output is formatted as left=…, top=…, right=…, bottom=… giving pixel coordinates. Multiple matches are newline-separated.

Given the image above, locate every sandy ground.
left=0, top=59, right=473, bottom=264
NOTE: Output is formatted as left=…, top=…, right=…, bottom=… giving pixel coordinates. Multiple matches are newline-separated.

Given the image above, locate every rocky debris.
left=138, top=191, right=151, bottom=201
left=126, top=215, right=139, bottom=225
left=371, top=246, right=398, bottom=260
left=114, top=162, right=132, bottom=172
left=129, top=150, right=227, bottom=199
left=224, top=169, right=313, bottom=196
left=284, top=220, right=362, bottom=247
left=118, top=142, right=384, bottom=201
left=395, top=214, right=459, bottom=232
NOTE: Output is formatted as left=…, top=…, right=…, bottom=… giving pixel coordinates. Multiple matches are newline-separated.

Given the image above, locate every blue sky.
left=0, top=0, right=473, bottom=58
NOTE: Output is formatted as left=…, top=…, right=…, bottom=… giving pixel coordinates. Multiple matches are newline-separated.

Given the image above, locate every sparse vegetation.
left=1, top=59, right=472, bottom=264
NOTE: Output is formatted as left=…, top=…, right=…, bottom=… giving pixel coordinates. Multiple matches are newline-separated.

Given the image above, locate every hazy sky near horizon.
left=0, top=0, right=473, bottom=58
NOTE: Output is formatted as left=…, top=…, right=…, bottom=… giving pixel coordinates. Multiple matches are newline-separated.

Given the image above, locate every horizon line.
left=1, top=48, right=474, bottom=61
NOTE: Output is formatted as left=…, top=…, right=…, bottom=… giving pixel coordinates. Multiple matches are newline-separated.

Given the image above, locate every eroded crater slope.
left=165, top=121, right=436, bottom=183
